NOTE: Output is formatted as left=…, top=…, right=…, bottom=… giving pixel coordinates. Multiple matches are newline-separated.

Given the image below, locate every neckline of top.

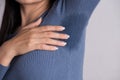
left=7, top=0, right=57, bottom=38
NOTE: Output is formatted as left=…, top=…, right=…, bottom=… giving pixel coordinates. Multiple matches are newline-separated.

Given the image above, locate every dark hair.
left=0, top=0, right=55, bottom=46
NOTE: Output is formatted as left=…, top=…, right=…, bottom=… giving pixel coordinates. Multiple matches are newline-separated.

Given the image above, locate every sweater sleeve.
left=58, top=0, right=100, bottom=49
left=64, top=0, right=100, bottom=16
left=0, top=64, right=9, bottom=80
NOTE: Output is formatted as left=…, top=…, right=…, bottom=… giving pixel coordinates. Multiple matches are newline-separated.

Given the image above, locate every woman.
left=0, top=0, right=100, bottom=80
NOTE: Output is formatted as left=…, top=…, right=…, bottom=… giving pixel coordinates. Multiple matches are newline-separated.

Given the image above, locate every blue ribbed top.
left=0, top=0, right=100, bottom=80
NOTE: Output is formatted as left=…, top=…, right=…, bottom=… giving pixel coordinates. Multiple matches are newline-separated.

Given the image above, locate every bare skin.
left=0, top=0, right=70, bottom=67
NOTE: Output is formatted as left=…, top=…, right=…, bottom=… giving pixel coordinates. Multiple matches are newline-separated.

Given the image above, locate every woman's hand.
left=0, top=18, right=70, bottom=66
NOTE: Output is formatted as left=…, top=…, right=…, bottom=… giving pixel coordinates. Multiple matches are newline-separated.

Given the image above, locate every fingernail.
left=67, top=35, right=70, bottom=38
left=62, top=42, right=67, bottom=46
left=60, top=27, right=65, bottom=30
left=65, top=35, right=70, bottom=39
left=38, top=18, right=42, bottom=21
left=39, top=17, right=42, bottom=19
left=54, top=47, right=59, bottom=50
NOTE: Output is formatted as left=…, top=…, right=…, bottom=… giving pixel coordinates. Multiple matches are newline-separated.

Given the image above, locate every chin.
left=16, top=0, right=43, bottom=4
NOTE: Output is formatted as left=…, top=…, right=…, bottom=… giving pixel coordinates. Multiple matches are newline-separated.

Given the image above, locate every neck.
left=20, top=1, right=50, bottom=27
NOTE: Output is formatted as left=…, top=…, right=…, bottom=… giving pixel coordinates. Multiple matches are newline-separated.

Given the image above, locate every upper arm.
left=64, top=0, right=100, bottom=16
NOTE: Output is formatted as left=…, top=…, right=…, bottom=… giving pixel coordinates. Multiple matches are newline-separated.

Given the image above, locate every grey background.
left=84, top=0, right=120, bottom=80
left=0, top=0, right=120, bottom=80
left=0, top=0, right=5, bottom=26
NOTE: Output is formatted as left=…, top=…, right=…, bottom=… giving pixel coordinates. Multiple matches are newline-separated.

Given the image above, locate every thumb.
left=32, top=17, right=43, bottom=27
left=23, top=18, right=42, bottom=29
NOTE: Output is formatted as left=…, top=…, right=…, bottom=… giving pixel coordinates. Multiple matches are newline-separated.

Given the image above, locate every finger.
left=41, top=32, right=70, bottom=39
left=34, top=44, right=58, bottom=51
left=23, top=18, right=42, bottom=30
left=30, top=38, right=67, bottom=47
left=37, top=26, right=65, bottom=32
left=28, top=31, right=69, bottom=40
left=40, top=38, right=67, bottom=46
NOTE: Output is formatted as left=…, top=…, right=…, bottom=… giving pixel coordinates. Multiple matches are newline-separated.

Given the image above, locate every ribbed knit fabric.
left=0, top=0, right=100, bottom=80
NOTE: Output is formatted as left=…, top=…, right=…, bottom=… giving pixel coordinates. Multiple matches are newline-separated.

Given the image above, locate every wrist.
left=0, top=49, right=14, bottom=67
left=1, top=46, right=15, bottom=58
left=0, top=46, right=15, bottom=67
left=1, top=41, right=16, bottom=58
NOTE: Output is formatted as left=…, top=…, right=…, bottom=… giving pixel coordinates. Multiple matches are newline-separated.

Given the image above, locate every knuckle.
left=28, top=30, right=37, bottom=36
left=39, top=44, right=45, bottom=50
left=30, top=28, right=36, bottom=32
left=40, top=26, right=49, bottom=31
left=26, top=41, right=31, bottom=48
left=52, top=39, right=57, bottom=44
left=27, top=36, right=31, bottom=41
left=60, top=34, right=66, bottom=38
left=49, top=47, right=54, bottom=50
left=55, top=26, right=59, bottom=30
left=30, top=22, right=37, bottom=27
left=28, top=39, right=33, bottom=43
left=46, top=32, right=52, bottom=36
left=51, top=26, right=59, bottom=30
left=34, top=22, right=38, bottom=26
left=50, top=26, right=59, bottom=31
left=56, top=41, right=61, bottom=45
left=39, top=27, right=44, bottom=31
left=29, top=33, right=36, bottom=38
left=44, top=38, right=49, bottom=42
left=59, top=34, right=66, bottom=38
left=57, top=33, right=62, bottom=37
left=44, top=26, right=49, bottom=30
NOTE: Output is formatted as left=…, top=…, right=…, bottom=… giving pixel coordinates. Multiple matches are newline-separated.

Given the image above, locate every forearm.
left=0, top=47, right=14, bottom=67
